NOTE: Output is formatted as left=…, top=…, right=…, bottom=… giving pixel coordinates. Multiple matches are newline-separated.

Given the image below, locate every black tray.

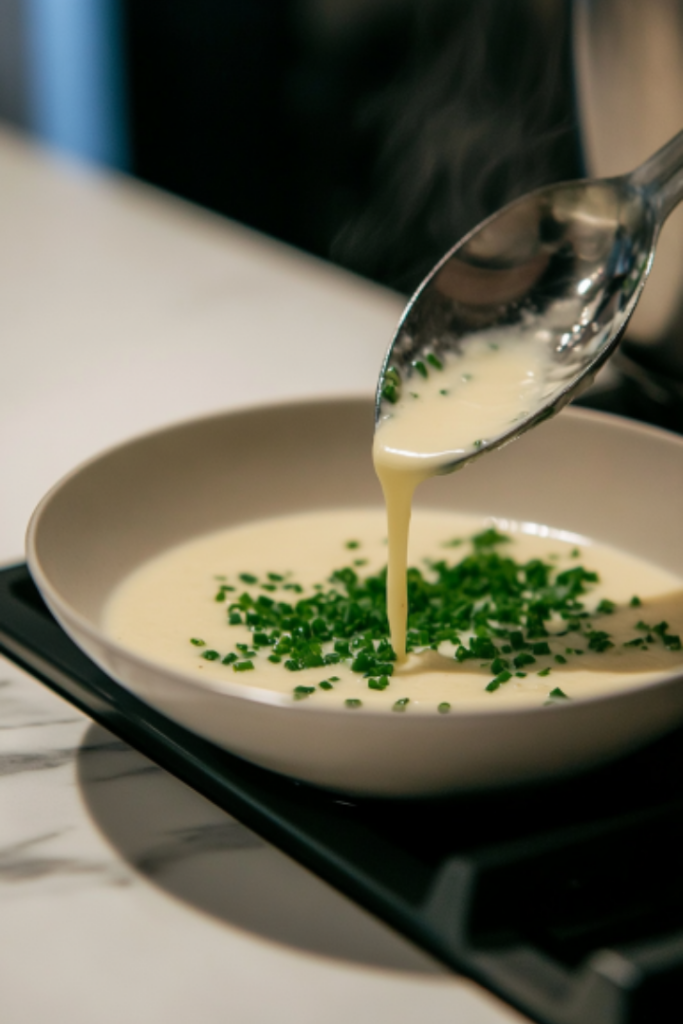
left=2, top=562, right=683, bottom=1024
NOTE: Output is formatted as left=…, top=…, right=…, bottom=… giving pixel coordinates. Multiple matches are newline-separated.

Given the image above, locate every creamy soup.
left=374, top=330, right=554, bottom=658
left=105, top=508, right=683, bottom=713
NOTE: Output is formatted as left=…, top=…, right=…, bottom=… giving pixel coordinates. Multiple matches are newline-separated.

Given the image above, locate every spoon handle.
left=629, top=127, right=683, bottom=223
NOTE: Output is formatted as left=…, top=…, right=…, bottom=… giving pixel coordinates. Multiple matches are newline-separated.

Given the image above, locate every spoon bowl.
left=376, top=129, right=683, bottom=470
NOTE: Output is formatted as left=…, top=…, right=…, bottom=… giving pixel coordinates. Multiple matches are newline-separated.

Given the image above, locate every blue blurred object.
left=25, top=0, right=128, bottom=169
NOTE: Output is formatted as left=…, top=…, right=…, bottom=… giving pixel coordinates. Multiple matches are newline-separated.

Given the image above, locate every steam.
left=331, top=0, right=581, bottom=292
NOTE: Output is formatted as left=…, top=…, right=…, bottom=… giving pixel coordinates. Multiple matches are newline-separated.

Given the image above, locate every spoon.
left=375, top=126, right=683, bottom=470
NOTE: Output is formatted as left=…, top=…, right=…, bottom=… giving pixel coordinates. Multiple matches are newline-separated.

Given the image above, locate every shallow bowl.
left=26, top=398, right=683, bottom=796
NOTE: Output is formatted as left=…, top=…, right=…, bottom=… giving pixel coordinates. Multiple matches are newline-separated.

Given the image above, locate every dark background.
left=122, top=0, right=582, bottom=294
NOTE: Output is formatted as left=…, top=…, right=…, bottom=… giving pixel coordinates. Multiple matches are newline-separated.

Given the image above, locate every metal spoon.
left=375, top=127, right=683, bottom=469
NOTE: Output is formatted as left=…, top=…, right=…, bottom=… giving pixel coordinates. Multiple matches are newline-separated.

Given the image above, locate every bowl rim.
left=26, top=396, right=683, bottom=722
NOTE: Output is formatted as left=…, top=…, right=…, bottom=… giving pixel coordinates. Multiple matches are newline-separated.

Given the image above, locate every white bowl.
left=26, top=398, right=683, bottom=796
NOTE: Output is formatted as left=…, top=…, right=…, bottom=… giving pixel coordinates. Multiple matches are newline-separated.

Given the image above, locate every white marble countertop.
left=0, top=125, right=527, bottom=1024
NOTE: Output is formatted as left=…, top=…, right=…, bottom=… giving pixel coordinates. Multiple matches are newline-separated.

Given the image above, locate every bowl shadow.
left=76, top=721, right=442, bottom=974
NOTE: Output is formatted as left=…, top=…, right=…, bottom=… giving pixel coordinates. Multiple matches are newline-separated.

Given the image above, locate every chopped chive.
left=393, top=698, right=409, bottom=711
left=381, top=383, right=398, bottom=404
left=438, top=702, right=451, bottom=714
left=549, top=687, right=569, bottom=699
left=538, top=667, right=551, bottom=677
left=486, top=670, right=513, bottom=692
left=439, top=389, right=449, bottom=396
left=426, top=353, right=443, bottom=370
left=412, top=360, right=428, bottom=378
left=202, top=524, right=660, bottom=711
left=587, top=630, right=613, bottom=652
left=345, top=699, right=362, bottom=708
left=630, top=595, right=642, bottom=607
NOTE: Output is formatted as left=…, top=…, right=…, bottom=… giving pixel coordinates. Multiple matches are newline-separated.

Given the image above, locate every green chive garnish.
left=486, top=670, right=512, bottom=692
left=210, top=525, right=663, bottom=705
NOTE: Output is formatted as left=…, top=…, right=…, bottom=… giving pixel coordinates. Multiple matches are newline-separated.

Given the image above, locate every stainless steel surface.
left=376, top=128, right=683, bottom=472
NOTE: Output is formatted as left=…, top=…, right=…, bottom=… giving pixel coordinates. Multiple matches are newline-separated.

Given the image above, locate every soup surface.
left=105, top=508, right=683, bottom=713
